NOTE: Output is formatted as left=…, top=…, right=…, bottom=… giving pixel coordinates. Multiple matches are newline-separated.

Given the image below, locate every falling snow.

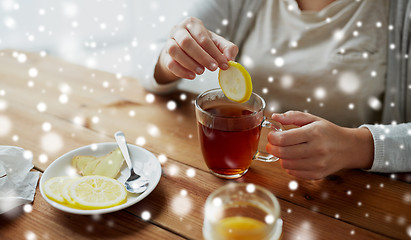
left=338, top=71, right=360, bottom=94
left=0, top=2, right=409, bottom=239
left=288, top=180, right=298, bottom=191
left=0, top=115, right=11, bottom=136
left=167, top=100, right=177, bottom=111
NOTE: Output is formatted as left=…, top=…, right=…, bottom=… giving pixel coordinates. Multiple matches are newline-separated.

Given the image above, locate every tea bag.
left=0, top=146, right=40, bottom=214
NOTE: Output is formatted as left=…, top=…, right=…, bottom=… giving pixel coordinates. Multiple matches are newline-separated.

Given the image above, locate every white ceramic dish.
left=39, top=142, right=162, bottom=215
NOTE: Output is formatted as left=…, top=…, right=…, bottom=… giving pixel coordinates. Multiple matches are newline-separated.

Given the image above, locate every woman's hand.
left=154, top=17, right=239, bottom=84
left=266, top=111, right=374, bottom=180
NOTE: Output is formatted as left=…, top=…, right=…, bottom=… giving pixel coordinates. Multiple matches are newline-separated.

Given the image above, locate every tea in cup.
left=195, top=88, right=282, bottom=179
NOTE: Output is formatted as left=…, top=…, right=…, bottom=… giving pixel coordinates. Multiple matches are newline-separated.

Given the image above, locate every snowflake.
left=186, top=168, right=196, bottom=178
left=145, top=93, right=155, bottom=103
left=171, top=194, right=192, bottom=216
left=167, top=100, right=177, bottom=111
left=280, top=75, right=293, bottom=88
left=288, top=180, right=298, bottom=191
left=333, top=29, right=344, bottom=41
left=368, top=97, right=382, bottom=110
left=41, top=132, right=63, bottom=154
left=12, top=135, right=19, bottom=142
left=265, top=214, right=275, bottom=224
left=376, top=21, right=382, bottom=28
left=41, top=122, right=52, bottom=132
left=24, top=231, right=37, bottom=240
left=59, top=94, right=68, bottom=104
left=38, top=153, right=48, bottom=163
left=4, top=17, right=16, bottom=29
left=314, top=87, right=326, bottom=100
left=274, top=57, right=284, bottom=67
left=246, top=184, right=256, bottom=193
left=180, top=93, right=187, bottom=101
left=168, top=165, right=179, bottom=176
left=62, top=2, right=78, bottom=17
left=289, top=40, right=298, bottom=48
left=158, top=154, right=167, bottom=163
left=28, top=68, right=38, bottom=78
left=36, top=102, right=47, bottom=112
left=17, top=53, right=27, bottom=63
left=136, top=136, right=146, bottom=146
left=338, top=71, right=360, bottom=94
left=141, top=211, right=151, bottom=221
left=147, top=124, right=160, bottom=137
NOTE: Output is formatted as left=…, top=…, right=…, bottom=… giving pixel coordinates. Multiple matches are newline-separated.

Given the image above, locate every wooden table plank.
left=1, top=49, right=410, bottom=239
left=129, top=158, right=391, bottom=240
left=0, top=182, right=185, bottom=240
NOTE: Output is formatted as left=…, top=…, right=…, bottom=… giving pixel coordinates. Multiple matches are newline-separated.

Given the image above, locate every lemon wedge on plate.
left=218, top=61, right=252, bottom=103
left=69, top=175, right=127, bottom=210
left=43, top=176, right=75, bottom=204
left=62, top=177, right=79, bottom=205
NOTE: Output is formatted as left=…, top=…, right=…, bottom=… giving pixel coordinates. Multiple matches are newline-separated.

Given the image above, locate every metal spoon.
left=114, top=131, right=149, bottom=194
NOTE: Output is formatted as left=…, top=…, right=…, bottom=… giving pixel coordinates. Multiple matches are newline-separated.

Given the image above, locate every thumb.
left=211, top=32, right=238, bottom=61
left=271, top=111, right=319, bottom=127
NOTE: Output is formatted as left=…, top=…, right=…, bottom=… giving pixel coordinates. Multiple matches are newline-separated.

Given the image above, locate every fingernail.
left=196, top=67, right=204, bottom=75
left=188, top=73, right=196, bottom=79
left=209, top=62, right=218, bottom=71
left=221, top=63, right=229, bottom=70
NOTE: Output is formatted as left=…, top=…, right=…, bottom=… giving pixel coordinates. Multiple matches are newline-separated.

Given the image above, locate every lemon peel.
left=69, top=175, right=127, bottom=210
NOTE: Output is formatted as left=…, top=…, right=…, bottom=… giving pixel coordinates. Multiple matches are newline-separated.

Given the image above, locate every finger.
left=186, top=24, right=230, bottom=71
left=272, top=111, right=319, bottom=127
left=266, top=142, right=312, bottom=160
left=285, top=169, right=326, bottom=180
left=279, top=158, right=324, bottom=171
left=267, top=128, right=310, bottom=146
left=166, top=39, right=205, bottom=75
left=210, top=32, right=238, bottom=62
left=163, top=54, right=196, bottom=80
left=172, top=28, right=218, bottom=71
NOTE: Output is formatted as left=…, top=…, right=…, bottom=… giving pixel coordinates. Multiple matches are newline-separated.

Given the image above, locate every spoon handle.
left=114, top=131, right=133, bottom=170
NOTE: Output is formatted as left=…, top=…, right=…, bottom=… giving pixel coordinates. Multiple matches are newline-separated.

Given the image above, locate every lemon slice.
left=218, top=61, right=252, bottom=103
left=69, top=175, right=127, bottom=210
left=62, top=177, right=79, bottom=206
left=43, top=176, right=75, bottom=204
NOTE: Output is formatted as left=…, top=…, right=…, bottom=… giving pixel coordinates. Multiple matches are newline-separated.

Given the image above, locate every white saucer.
left=39, top=142, right=162, bottom=215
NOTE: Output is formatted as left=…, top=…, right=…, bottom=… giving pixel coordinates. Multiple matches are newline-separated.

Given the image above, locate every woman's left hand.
left=266, top=111, right=374, bottom=180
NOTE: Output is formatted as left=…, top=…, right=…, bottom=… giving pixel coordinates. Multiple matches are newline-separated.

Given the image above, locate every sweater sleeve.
left=134, top=0, right=262, bottom=94
left=360, top=123, right=411, bottom=172
left=134, top=0, right=234, bottom=94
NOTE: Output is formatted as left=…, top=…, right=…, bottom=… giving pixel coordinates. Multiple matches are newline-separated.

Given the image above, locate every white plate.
left=39, top=142, right=162, bottom=215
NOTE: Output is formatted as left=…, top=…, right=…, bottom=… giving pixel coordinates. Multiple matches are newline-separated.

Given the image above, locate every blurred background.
left=0, top=0, right=218, bottom=93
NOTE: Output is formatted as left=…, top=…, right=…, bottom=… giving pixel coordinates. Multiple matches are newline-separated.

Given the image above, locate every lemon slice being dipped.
left=69, top=175, right=127, bottom=210
left=218, top=61, right=252, bottom=103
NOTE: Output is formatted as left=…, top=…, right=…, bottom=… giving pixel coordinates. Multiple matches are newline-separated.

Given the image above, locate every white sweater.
left=136, top=0, right=411, bottom=173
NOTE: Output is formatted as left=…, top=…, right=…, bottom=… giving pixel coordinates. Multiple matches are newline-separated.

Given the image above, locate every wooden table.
left=0, top=49, right=410, bottom=240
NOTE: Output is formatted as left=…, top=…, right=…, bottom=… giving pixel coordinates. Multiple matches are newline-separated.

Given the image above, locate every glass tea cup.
left=203, top=183, right=283, bottom=240
left=195, top=88, right=283, bottom=179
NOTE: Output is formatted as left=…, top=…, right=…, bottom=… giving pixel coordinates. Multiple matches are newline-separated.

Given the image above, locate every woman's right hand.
left=154, top=17, right=239, bottom=84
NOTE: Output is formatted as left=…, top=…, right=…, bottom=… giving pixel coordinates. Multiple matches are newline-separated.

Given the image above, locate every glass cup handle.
left=253, top=120, right=284, bottom=162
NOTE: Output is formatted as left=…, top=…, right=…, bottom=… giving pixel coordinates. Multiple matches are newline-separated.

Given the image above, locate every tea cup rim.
left=195, top=88, right=266, bottom=119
